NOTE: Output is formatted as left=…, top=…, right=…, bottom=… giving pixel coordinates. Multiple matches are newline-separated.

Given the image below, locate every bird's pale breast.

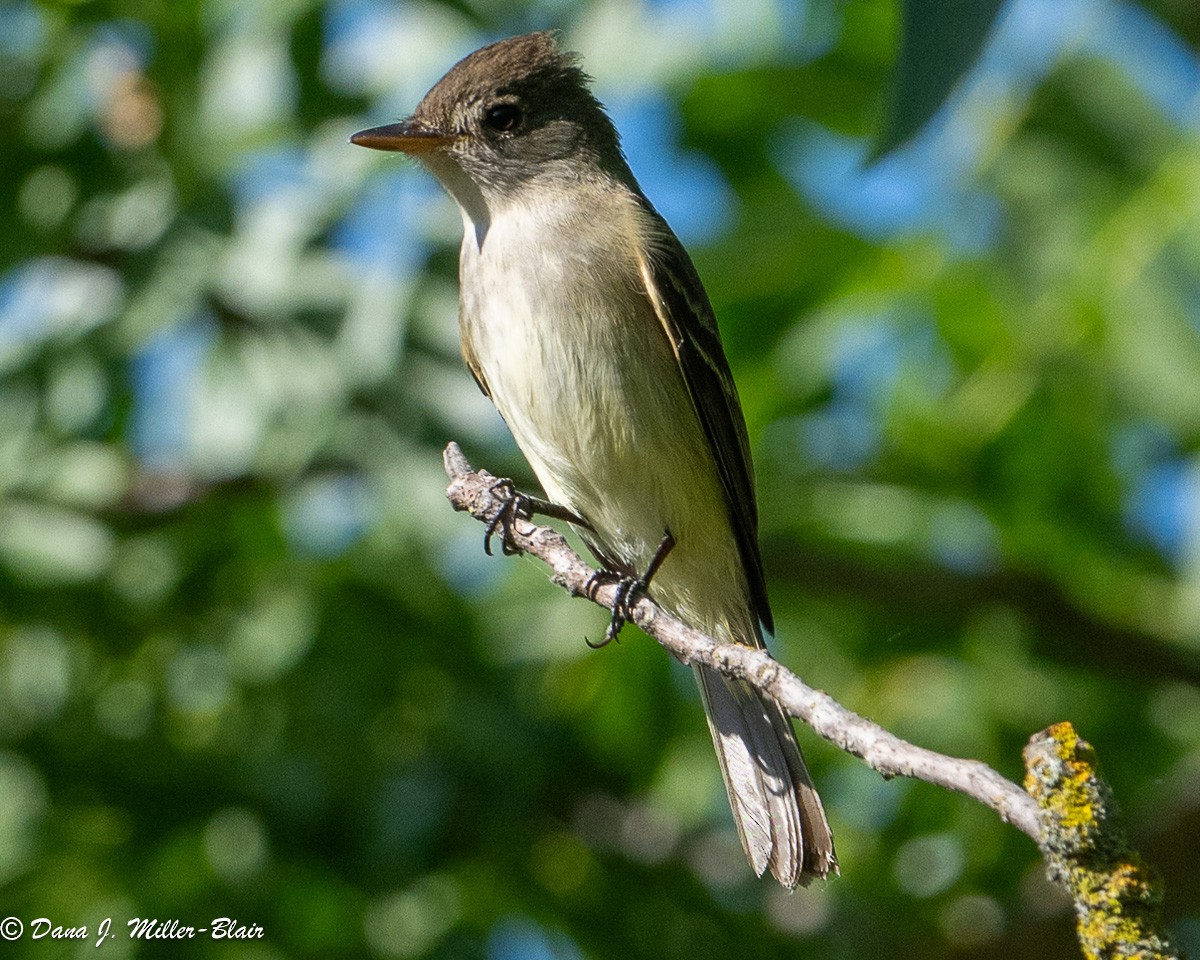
left=457, top=192, right=753, bottom=638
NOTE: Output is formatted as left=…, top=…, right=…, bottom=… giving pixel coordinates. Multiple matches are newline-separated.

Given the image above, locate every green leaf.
left=873, top=0, right=1007, bottom=158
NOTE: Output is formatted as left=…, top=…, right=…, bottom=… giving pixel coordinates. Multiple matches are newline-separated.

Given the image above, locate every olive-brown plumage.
left=352, top=32, right=837, bottom=886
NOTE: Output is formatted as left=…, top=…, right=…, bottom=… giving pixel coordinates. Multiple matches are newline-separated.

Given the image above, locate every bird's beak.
left=349, top=120, right=454, bottom=154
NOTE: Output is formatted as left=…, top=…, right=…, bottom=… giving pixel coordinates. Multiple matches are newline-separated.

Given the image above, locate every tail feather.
left=693, top=663, right=837, bottom=887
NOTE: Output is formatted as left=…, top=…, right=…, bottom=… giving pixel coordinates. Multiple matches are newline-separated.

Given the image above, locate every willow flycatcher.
left=351, top=31, right=836, bottom=887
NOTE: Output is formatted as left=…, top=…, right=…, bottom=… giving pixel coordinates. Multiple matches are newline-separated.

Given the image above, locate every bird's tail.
left=693, top=663, right=837, bottom=887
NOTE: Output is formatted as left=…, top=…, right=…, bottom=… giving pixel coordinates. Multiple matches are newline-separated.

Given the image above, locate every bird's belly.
left=460, top=267, right=749, bottom=633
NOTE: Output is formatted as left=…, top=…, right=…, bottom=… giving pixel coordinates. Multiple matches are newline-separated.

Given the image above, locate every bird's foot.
left=483, top=479, right=591, bottom=556
left=482, top=479, right=534, bottom=556
left=585, top=530, right=675, bottom=648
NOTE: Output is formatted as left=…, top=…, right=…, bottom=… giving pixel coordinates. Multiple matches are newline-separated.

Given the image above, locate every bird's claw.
left=584, top=571, right=641, bottom=648
left=584, top=530, right=676, bottom=649
left=483, top=478, right=532, bottom=556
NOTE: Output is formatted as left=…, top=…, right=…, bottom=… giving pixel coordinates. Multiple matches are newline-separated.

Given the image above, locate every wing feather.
left=460, top=328, right=493, bottom=400
left=633, top=205, right=774, bottom=635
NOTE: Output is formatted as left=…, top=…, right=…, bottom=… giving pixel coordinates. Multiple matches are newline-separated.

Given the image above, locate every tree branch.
left=442, top=442, right=1177, bottom=959
left=444, top=442, right=1042, bottom=837
left=1025, top=725, right=1179, bottom=960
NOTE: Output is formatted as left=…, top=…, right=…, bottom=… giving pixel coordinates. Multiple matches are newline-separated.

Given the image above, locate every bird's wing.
left=460, top=330, right=493, bottom=400
left=634, top=207, right=773, bottom=636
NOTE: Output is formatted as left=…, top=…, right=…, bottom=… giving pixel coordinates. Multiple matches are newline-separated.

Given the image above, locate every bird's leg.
left=483, top=478, right=592, bottom=556
left=585, top=530, right=676, bottom=648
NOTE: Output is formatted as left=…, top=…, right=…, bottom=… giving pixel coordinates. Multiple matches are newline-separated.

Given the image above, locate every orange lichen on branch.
left=1023, top=722, right=1178, bottom=960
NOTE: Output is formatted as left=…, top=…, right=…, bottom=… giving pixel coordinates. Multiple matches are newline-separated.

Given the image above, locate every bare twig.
left=443, top=442, right=1177, bottom=959
left=443, top=442, right=1040, bottom=839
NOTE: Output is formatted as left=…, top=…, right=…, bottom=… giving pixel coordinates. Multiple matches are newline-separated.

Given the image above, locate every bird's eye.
left=483, top=103, right=523, bottom=133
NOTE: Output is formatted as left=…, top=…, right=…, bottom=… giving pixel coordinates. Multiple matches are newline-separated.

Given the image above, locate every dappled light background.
left=3, top=0, right=1200, bottom=957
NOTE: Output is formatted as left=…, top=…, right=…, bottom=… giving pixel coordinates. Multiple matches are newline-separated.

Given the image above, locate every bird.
left=350, top=31, right=836, bottom=887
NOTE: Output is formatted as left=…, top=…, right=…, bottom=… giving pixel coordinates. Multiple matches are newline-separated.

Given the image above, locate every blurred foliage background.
left=3, top=0, right=1200, bottom=957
